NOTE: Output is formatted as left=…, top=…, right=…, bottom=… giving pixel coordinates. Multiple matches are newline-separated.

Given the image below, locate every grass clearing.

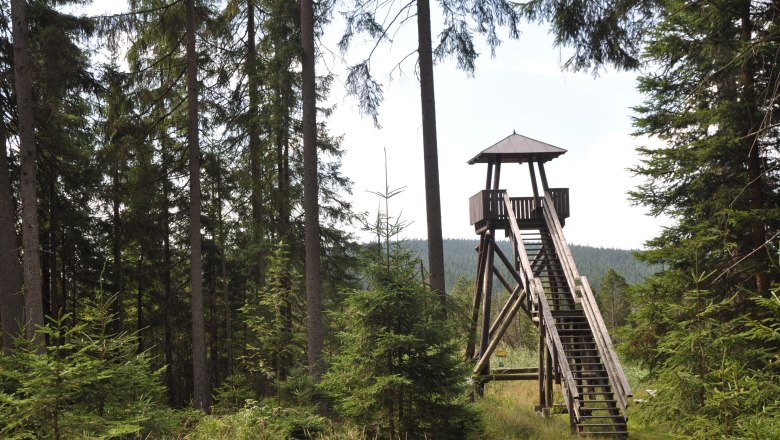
left=475, top=380, right=671, bottom=439
left=473, top=348, right=671, bottom=439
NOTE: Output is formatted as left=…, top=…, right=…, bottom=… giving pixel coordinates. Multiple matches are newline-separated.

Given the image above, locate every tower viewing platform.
left=467, top=132, right=569, bottom=231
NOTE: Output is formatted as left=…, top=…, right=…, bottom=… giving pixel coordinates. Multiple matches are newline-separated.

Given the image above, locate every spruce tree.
left=241, top=242, right=305, bottom=387
left=11, top=0, right=44, bottom=348
left=0, top=297, right=170, bottom=439
left=322, top=197, right=477, bottom=437
left=621, top=0, right=780, bottom=435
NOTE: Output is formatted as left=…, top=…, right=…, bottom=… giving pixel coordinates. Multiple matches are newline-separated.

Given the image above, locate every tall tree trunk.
left=65, top=236, right=75, bottom=327
left=300, top=0, right=325, bottom=382
left=247, top=0, right=265, bottom=287
left=740, top=3, right=768, bottom=295
left=11, top=0, right=45, bottom=347
left=416, top=0, right=446, bottom=299
left=42, top=203, right=50, bottom=332
left=186, top=0, right=209, bottom=412
left=0, top=122, right=24, bottom=352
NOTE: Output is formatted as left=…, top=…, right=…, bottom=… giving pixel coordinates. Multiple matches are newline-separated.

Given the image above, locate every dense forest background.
left=407, top=239, right=655, bottom=292
left=0, top=0, right=779, bottom=438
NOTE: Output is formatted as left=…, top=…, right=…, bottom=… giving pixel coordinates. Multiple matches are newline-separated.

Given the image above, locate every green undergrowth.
left=179, top=351, right=672, bottom=440
left=472, top=348, right=672, bottom=440
left=475, top=379, right=671, bottom=439
left=175, top=348, right=673, bottom=439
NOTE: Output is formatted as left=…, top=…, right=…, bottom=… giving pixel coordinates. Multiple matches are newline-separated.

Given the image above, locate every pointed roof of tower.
left=467, top=132, right=567, bottom=164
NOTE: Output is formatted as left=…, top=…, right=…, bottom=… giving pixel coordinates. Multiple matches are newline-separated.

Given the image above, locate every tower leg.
left=466, top=233, right=487, bottom=361
left=545, top=345, right=553, bottom=410
left=538, top=323, right=545, bottom=412
left=478, top=231, right=495, bottom=373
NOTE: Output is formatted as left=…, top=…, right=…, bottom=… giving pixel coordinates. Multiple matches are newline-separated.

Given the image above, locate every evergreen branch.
left=712, top=230, right=780, bottom=284
left=94, top=0, right=185, bottom=20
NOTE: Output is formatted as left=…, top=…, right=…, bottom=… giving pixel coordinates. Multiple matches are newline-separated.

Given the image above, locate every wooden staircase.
left=524, top=229, right=628, bottom=436
left=472, top=190, right=632, bottom=437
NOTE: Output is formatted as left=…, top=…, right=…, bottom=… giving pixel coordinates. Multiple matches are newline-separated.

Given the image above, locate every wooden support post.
left=473, top=285, right=526, bottom=375
left=466, top=233, right=487, bottom=360
left=478, top=234, right=495, bottom=365
left=545, top=345, right=553, bottom=409
left=493, top=161, right=502, bottom=190
left=485, top=160, right=493, bottom=190
left=538, top=161, right=550, bottom=191
left=528, top=161, right=541, bottom=214
left=538, top=319, right=546, bottom=409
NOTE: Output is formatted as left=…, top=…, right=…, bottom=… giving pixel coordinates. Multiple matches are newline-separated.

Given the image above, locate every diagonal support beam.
left=473, top=288, right=526, bottom=375
left=489, top=283, right=527, bottom=339
left=493, top=243, right=524, bottom=289
left=493, top=266, right=513, bottom=293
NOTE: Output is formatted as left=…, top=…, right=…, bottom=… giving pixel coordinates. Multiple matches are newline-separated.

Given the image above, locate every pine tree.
left=620, top=0, right=780, bottom=435
left=321, top=242, right=477, bottom=438
left=0, top=297, right=171, bottom=439
left=322, top=188, right=477, bottom=437
left=11, top=0, right=44, bottom=348
left=185, top=0, right=209, bottom=412
left=241, top=242, right=305, bottom=388
left=300, top=0, right=325, bottom=386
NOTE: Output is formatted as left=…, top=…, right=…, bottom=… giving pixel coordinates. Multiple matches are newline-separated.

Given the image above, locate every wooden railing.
left=541, top=190, right=633, bottom=412
left=469, top=188, right=569, bottom=225
left=500, top=193, right=582, bottom=421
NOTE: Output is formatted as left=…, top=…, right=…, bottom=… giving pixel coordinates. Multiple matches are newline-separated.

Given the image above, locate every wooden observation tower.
left=466, top=133, right=632, bottom=437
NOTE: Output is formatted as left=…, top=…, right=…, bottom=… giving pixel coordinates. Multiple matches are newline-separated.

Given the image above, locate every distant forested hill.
left=406, top=239, right=656, bottom=293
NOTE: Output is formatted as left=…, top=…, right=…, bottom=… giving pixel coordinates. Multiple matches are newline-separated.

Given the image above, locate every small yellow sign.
left=494, top=348, right=508, bottom=358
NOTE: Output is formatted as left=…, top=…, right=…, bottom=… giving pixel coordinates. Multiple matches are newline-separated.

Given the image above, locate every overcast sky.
left=323, top=19, right=669, bottom=250
left=84, top=1, right=669, bottom=250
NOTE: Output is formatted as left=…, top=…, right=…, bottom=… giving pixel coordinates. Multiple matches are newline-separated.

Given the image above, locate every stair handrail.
left=541, top=190, right=633, bottom=411
left=535, top=278, right=581, bottom=421
left=577, top=275, right=633, bottom=408
left=502, top=193, right=582, bottom=417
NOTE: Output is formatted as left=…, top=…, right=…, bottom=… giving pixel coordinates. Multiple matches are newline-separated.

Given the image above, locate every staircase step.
left=578, top=423, right=626, bottom=427
left=581, top=400, right=619, bottom=406
left=579, top=415, right=627, bottom=420
left=581, top=406, right=620, bottom=412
